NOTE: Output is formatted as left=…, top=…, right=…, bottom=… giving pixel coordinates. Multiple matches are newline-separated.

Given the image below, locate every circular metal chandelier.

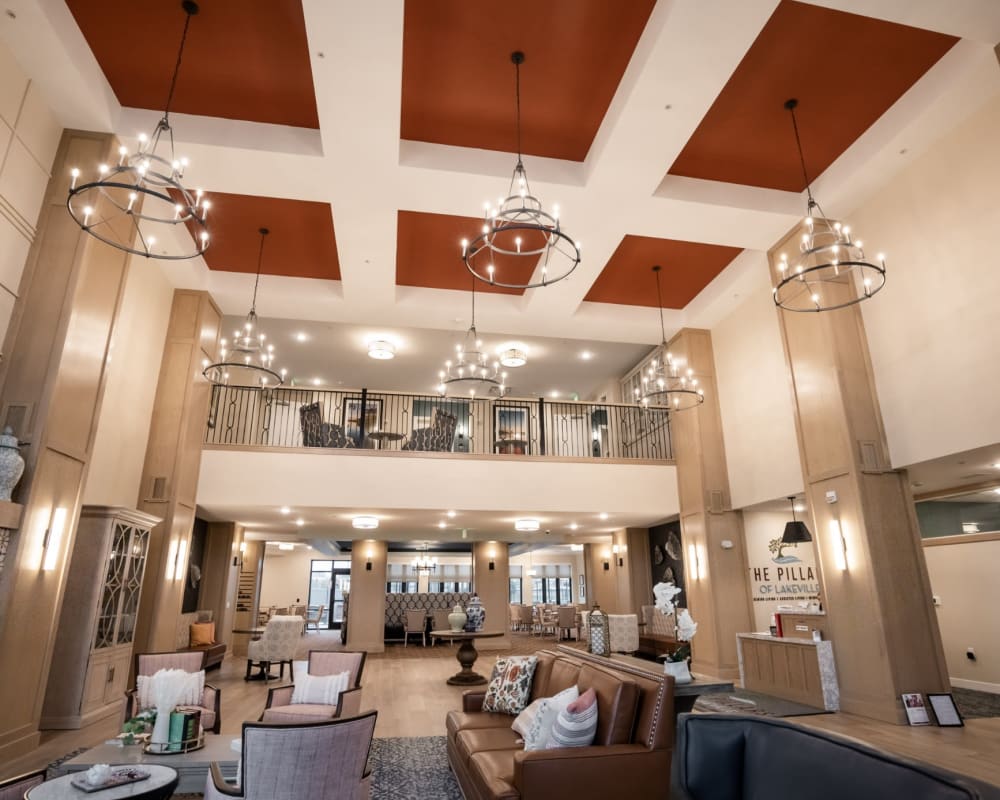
left=773, top=99, right=886, bottom=312
left=203, top=228, right=285, bottom=388
left=411, top=550, right=438, bottom=574
left=461, top=52, right=581, bottom=290
left=67, top=0, right=209, bottom=260
left=635, top=266, right=704, bottom=411
left=436, top=280, right=507, bottom=397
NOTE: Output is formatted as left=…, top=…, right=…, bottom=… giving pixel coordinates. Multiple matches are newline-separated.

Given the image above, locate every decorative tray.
left=70, top=768, right=150, bottom=793
left=143, top=733, right=205, bottom=755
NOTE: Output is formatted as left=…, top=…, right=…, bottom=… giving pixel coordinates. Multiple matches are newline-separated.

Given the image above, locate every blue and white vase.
left=0, top=427, right=24, bottom=502
left=465, top=594, right=486, bottom=632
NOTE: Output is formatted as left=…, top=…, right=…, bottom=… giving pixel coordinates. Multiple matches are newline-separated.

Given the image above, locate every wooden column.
left=615, top=527, right=653, bottom=613
left=670, top=328, right=753, bottom=680
left=584, top=543, right=618, bottom=613
left=132, top=290, right=221, bottom=654
left=0, top=131, right=134, bottom=761
left=472, top=540, right=510, bottom=650
left=346, top=539, right=386, bottom=653
left=201, top=521, right=243, bottom=650
left=768, top=223, right=948, bottom=723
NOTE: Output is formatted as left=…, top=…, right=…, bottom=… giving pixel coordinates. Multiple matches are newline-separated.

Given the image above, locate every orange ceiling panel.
left=193, top=192, right=339, bottom=281
left=396, top=211, right=540, bottom=296
left=667, top=1, right=957, bottom=191
left=66, top=0, right=319, bottom=129
left=401, top=0, right=656, bottom=162
left=585, top=236, right=743, bottom=309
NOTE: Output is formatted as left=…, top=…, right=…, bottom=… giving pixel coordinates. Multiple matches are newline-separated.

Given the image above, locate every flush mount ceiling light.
left=352, top=515, right=379, bottom=530
left=515, top=518, right=540, bottom=532
left=278, top=543, right=294, bottom=551
left=436, top=279, right=507, bottom=397
left=636, top=266, right=705, bottom=412
left=781, top=496, right=813, bottom=544
left=499, top=347, right=528, bottom=368
left=203, top=228, right=285, bottom=388
left=773, top=99, right=886, bottom=312
left=460, top=51, right=580, bottom=289
left=67, top=0, right=210, bottom=259
left=367, top=340, right=396, bottom=360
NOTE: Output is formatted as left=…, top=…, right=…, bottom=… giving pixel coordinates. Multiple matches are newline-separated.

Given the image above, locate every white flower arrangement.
left=652, top=581, right=697, bottom=663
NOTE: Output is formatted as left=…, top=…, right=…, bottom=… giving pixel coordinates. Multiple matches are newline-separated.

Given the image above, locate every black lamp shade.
left=782, top=520, right=813, bottom=544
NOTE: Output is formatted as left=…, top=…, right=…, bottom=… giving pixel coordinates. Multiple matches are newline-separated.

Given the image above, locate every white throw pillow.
left=523, top=685, right=579, bottom=751
left=136, top=668, right=204, bottom=711
left=511, top=697, right=545, bottom=738
left=291, top=669, right=349, bottom=706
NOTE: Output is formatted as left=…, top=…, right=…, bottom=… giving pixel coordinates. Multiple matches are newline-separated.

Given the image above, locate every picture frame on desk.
left=927, top=693, right=965, bottom=727
left=901, top=692, right=931, bottom=726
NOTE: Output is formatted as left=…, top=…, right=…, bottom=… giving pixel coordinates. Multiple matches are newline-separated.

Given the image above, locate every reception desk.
left=736, top=633, right=839, bottom=710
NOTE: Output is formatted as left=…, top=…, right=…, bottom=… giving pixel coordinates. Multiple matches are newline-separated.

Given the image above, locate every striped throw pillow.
left=545, top=687, right=598, bottom=748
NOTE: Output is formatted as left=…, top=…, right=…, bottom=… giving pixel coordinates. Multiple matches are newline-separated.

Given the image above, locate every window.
left=531, top=578, right=544, bottom=604
left=387, top=581, right=404, bottom=593
left=457, top=581, right=470, bottom=593
left=509, top=578, right=522, bottom=604
left=429, top=581, right=442, bottom=593
left=559, top=577, right=572, bottom=604
left=406, top=581, right=418, bottom=593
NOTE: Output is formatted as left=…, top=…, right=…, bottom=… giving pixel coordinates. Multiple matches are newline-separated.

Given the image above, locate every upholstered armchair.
left=400, top=408, right=457, bottom=452
left=204, top=711, right=377, bottom=800
left=246, top=615, right=304, bottom=683
left=299, top=402, right=356, bottom=448
left=126, top=650, right=221, bottom=734
left=0, top=768, right=46, bottom=800
left=607, top=613, right=640, bottom=654
left=260, top=650, right=367, bottom=724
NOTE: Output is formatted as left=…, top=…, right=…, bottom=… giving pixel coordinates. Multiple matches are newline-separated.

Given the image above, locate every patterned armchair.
left=607, top=613, right=640, bottom=654
left=126, top=650, right=221, bottom=734
left=400, top=408, right=458, bottom=452
left=204, top=711, right=377, bottom=800
left=0, top=768, right=46, bottom=800
left=300, top=402, right=356, bottom=448
left=260, top=651, right=367, bottom=724
left=246, top=616, right=304, bottom=683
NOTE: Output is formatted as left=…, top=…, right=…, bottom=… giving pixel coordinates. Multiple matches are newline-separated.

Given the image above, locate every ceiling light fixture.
left=278, top=543, right=294, bottom=551
left=436, top=278, right=507, bottom=397
left=781, top=496, right=812, bottom=544
left=580, top=351, right=593, bottom=360
left=368, top=340, right=396, bottom=360
left=279, top=506, right=290, bottom=515
left=352, top=515, right=379, bottom=530
left=637, top=265, right=705, bottom=412
left=411, top=548, right=438, bottom=574
left=67, top=1, right=209, bottom=260
left=437, top=521, right=447, bottom=529
left=295, top=519, right=305, bottom=527
left=295, top=332, right=308, bottom=342
left=499, top=348, right=527, bottom=368
left=460, top=51, right=580, bottom=289
left=569, top=523, right=579, bottom=531
left=773, top=98, right=886, bottom=312
left=446, top=510, right=457, bottom=518
left=599, top=513, right=609, bottom=521
left=515, top=519, right=540, bottom=532
left=203, top=228, right=285, bottom=388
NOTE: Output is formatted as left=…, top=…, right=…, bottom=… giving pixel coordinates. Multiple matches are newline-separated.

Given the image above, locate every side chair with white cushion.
left=260, top=650, right=367, bottom=724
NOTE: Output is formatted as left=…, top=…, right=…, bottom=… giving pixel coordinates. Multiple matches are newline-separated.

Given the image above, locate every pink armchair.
left=125, top=650, right=221, bottom=734
left=260, top=650, right=366, bottom=724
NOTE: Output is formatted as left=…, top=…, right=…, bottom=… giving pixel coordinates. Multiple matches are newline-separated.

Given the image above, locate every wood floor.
left=4, top=632, right=1000, bottom=790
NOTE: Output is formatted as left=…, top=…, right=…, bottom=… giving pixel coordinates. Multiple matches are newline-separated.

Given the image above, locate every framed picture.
left=342, top=396, right=383, bottom=445
left=901, top=693, right=931, bottom=726
left=494, top=404, right=531, bottom=454
left=927, top=693, right=964, bottom=727
left=578, top=574, right=586, bottom=604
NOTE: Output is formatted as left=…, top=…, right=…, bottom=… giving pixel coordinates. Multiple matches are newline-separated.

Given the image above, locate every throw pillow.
left=511, top=697, right=545, bottom=738
left=482, top=656, right=538, bottom=715
left=545, top=687, right=598, bottom=749
left=137, top=668, right=205, bottom=710
left=291, top=669, right=350, bottom=706
left=189, top=622, right=216, bottom=647
left=524, top=685, right=579, bottom=750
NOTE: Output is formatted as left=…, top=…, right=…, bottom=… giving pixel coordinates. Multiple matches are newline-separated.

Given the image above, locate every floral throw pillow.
left=482, top=656, right=538, bottom=715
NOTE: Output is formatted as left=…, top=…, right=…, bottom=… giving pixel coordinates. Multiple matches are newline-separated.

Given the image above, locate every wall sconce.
left=165, top=537, right=188, bottom=582
left=488, top=548, right=496, bottom=571
left=687, top=543, right=702, bottom=581
left=602, top=549, right=611, bottom=571
left=365, top=548, right=374, bottom=571
left=830, top=519, right=849, bottom=571
left=41, top=507, right=68, bottom=572
left=234, top=540, right=246, bottom=568
left=612, top=544, right=624, bottom=567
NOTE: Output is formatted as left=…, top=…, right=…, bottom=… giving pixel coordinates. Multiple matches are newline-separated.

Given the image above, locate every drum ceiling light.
left=352, top=516, right=379, bottom=530
left=515, top=519, right=540, bottom=532
left=499, top=347, right=528, bottom=368
left=67, top=1, right=210, bottom=260
left=368, top=340, right=396, bottom=360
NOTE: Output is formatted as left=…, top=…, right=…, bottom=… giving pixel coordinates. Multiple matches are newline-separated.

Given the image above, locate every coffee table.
left=54, top=736, right=239, bottom=794
left=28, top=765, right=178, bottom=800
left=429, top=630, right=504, bottom=685
left=367, top=431, right=405, bottom=449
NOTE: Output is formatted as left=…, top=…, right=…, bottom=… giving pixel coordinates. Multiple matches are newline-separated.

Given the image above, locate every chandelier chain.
left=251, top=228, right=268, bottom=315
left=786, top=100, right=815, bottom=206
left=162, top=5, right=195, bottom=125
left=653, top=266, right=666, bottom=345
left=514, top=55, right=522, bottom=164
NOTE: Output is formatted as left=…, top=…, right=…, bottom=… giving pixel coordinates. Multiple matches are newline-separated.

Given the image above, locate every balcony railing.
left=205, top=385, right=673, bottom=462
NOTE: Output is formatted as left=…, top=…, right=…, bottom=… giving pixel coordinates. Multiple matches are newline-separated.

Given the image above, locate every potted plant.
left=652, top=581, right=698, bottom=684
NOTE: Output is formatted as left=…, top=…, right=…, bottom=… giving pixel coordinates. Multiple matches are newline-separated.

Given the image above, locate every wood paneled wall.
left=768, top=222, right=949, bottom=723
left=346, top=539, right=387, bottom=653
left=472, top=541, right=510, bottom=650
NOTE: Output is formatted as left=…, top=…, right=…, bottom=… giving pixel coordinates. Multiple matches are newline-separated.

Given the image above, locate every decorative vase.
left=448, top=604, right=467, bottom=632
left=0, top=427, right=24, bottom=502
left=663, top=659, right=692, bottom=685
left=465, top=595, right=486, bottom=632
left=151, top=708, right=172, bottom=745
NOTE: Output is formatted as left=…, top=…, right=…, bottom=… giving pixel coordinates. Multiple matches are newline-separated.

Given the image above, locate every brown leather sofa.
left=446, top=646, right=675, bottom=800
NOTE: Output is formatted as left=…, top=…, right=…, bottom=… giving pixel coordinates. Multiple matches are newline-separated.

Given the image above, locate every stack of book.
left=167, top=707, right=203, bottom=752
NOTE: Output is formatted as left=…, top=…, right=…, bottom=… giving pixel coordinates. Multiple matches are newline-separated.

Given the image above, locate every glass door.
left=329, top=569, right=351, bottom=629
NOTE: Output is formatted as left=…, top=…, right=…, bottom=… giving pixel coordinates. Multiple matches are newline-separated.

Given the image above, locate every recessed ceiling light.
left=599, top=512, right=609, bottom=520
left=353, top=515, right=379, bottom=529
left=962, top=522, right=980, bottom=534
left=569, top=543, right=584, bottom=551
left=279, top=506, right=291, bottom=515
left=368, top=340, right=396, bottom=360
left=549, top=391, right=560, bottom=398
left=580, top=351, right=593, bottom=360
left=295, top=332, right=308, bottom=342
left=994, top=488, right=1000, bottom=495
left=515, top=518, right=540, bottom=532
left=438, top=521, right=447, bottom=529
left=447, top=510, right=456, bottom=518
left=993, top=463, right=1000, bottom=469
left=278, top=543, right=294, bottom=551
left=312, top=378, right=322, bottom=386
left=296, top=519, right=305, bottom=527
left=569, top=522, right=579, bottom=530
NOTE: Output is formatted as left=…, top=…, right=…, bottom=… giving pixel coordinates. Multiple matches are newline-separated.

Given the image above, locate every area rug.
left=694, top=688, right=829, bottom=717
left=953, top=687, right=1000, bottom=719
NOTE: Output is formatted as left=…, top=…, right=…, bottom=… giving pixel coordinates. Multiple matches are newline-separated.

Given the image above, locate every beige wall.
left=924, top=537, right=1000, bottom=693
left=0, top=41, right=62, bottom=347
left=346, top=539, right=386, bottom=653
left=82, top=260, right=173, bottom=506
left=259, top=546, right=321, bottom=609
left=854, top=94, right=1000, bottom=468
left=712, top=261, right=802, bottom=509
left=742, top=509, right=819, bottom=631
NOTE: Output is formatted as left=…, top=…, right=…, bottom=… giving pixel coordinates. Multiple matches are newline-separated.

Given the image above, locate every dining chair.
left=246, top=615, right=304, bottom=683
left=403, top=608, right=427, bottom=647
left=556, top=605, right=580, bottom=641
left=305, top=604, right=326, bottom=632
left=431, top=609, right=452, bottom=645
